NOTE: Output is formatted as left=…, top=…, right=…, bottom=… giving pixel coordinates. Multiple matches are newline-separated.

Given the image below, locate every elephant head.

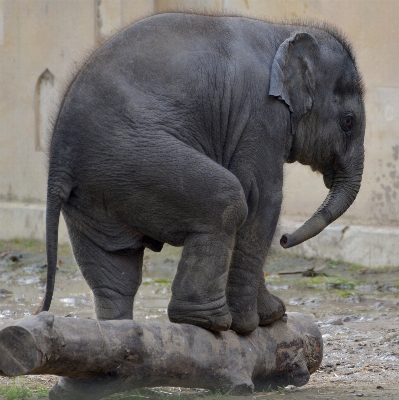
left=269, top=30, right=365, bottom=248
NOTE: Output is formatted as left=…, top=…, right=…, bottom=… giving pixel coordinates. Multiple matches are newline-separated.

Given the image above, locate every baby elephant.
left=39, top=13, right=365, bottom=335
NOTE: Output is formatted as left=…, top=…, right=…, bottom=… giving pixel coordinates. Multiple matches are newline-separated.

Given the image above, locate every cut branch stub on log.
left=0, top=312, right=322, bottom=399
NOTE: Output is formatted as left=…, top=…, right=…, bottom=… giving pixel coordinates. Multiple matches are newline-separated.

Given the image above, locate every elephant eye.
left=341, top=113, right=355, bottom=132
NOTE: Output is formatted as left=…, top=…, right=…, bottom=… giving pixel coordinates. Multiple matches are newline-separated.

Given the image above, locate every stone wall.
left=1, top=1, right=398, bottom=265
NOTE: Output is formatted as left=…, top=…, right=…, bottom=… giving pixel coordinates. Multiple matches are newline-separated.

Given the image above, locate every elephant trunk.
left=280, top=151, right=364, bottom=249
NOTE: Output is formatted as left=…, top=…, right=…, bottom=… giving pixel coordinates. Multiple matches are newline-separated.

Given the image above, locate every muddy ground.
left=0, top=240, right=398, bottom=399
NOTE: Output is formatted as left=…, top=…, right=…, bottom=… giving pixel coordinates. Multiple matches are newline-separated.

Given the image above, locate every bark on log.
left=0, top=312, right=322, bottom=399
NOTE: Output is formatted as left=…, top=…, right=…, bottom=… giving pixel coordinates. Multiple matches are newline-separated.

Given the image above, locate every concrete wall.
left=1, top=0, right=398, bottom=265
left=0, top=0, right=154, bottom=205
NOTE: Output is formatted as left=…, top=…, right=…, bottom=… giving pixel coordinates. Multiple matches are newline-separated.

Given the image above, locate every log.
left=0, top=312, right=322, bottom=399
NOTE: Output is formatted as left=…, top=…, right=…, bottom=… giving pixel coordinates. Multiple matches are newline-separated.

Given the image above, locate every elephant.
left=38, top=13, right=365, bottom=335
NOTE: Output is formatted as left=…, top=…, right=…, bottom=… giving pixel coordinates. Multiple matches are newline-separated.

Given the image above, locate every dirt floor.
left=0, top=240, right=398, bottom=399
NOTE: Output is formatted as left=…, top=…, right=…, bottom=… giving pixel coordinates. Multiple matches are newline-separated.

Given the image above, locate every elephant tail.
left=35, top=180, right=70, bottom=314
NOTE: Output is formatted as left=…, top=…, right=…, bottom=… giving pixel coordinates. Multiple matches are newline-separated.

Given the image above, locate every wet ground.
left=0, top=240, right=398, bottom=399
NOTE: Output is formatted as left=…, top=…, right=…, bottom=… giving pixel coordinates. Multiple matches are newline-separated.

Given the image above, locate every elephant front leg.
left=257, top=270, right=286, bottom=326
left=168, top=233, right=234, bottom=332
left=226, top=243, right=285, bottom=334
left=226, top=247, right=262, bottom=334
left=226, top=199, right=286, bottom=334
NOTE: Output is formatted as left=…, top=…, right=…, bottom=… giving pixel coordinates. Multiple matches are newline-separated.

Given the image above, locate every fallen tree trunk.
left=0, top=312, right=322, bottom=399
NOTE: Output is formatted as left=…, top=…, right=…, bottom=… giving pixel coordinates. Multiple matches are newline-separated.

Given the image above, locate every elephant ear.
left=269, top=32, right=320, bottom=134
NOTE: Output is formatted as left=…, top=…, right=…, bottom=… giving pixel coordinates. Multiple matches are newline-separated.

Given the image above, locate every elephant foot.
left=229, top=308, right=259, bottom=335
left=168, top=296, right=232, bottom=332
left=258, top=292, right=286, bottom=326
left=226, top=280, right=260, bottom=335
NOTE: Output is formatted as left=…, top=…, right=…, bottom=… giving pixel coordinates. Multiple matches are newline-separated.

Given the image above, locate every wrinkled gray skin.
left=40, top=13, right=365, bottom=334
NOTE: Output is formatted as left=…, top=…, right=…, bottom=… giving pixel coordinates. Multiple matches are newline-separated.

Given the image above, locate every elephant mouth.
left=322, top=169, right=335, bottom=189
left=321, top=155, right=338, bottom=190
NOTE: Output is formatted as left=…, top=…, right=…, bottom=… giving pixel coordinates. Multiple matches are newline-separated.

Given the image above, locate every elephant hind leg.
left=68, top=225, right=144, bottom=320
